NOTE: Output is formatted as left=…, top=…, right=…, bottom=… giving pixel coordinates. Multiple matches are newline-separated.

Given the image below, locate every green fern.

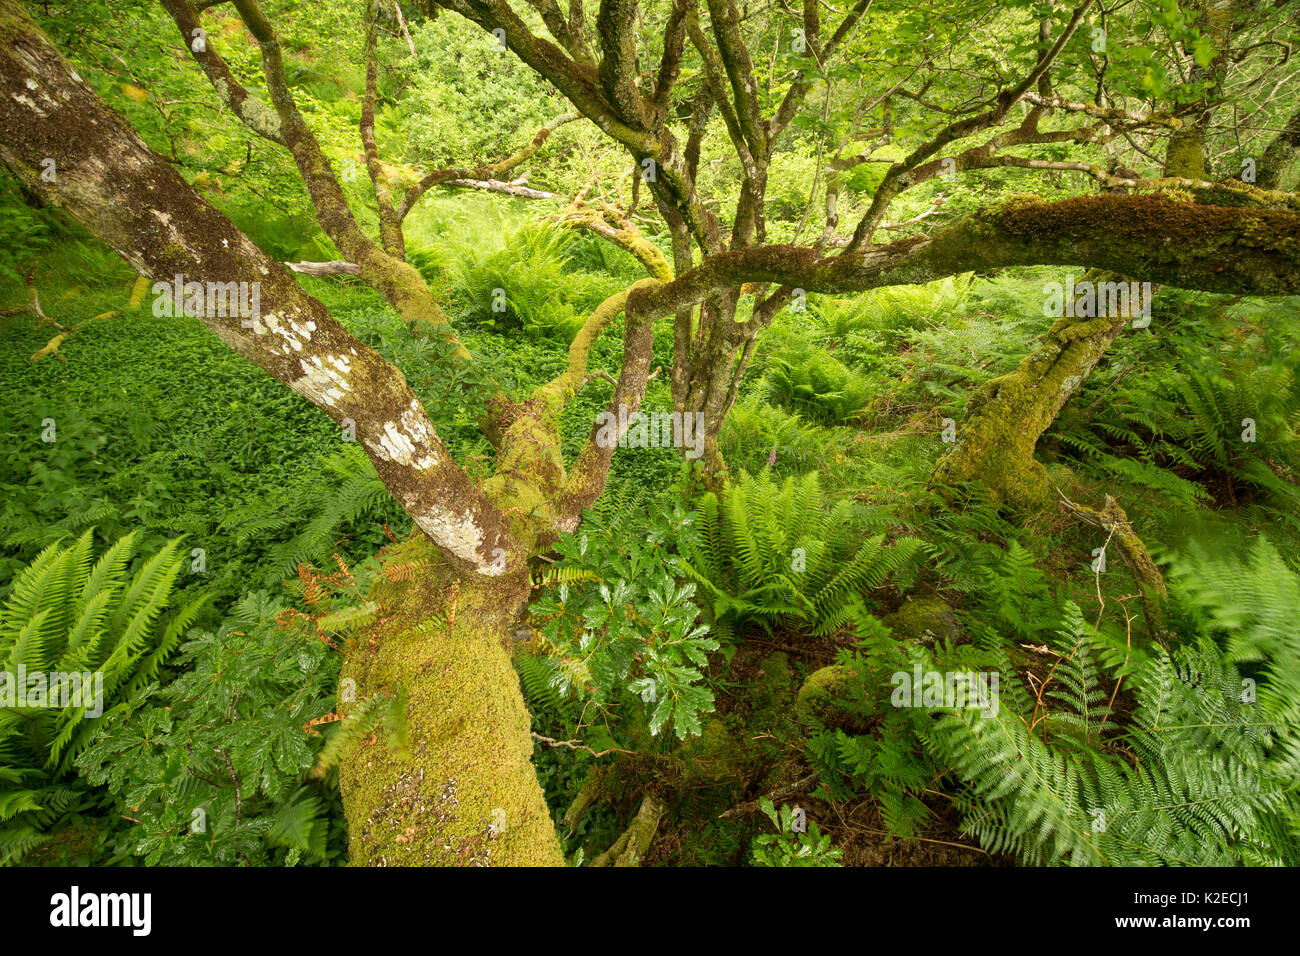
left=530, top=564, right=600, bottom=588
left=222, top=444, right=396, bottom=580
left=681, top=470, right=922, bottom=638
left=514, top=650, right=562, bottom=711
left=312, top=688, right=409, bottom=778
left=928, top=541, right=1300, bottom=866
left=1056, top=352, right=1300, bottom=526
left=0, top=530, right=203, bottom=864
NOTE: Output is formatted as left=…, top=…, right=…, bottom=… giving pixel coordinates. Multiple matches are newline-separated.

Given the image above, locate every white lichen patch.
left=361, top=401, right=442, bottom=471
left=148, top=208, right=188, bottom=250
left=552, top=514, right=581, bottom=534
left=364, top=421, right=417, bottom=464
left=12, top=92, right=47, bottom=117
left=411, top=504, right=498, bottom=574
left=288, top=316, right=316, bottom=343
left=259, top=312, right=309, bottom=353
left=289, top=353, right=352, bottom=408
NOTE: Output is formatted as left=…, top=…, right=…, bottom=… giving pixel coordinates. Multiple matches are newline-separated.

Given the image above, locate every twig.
left=530, top=732, right=634, bottom=758
left=718, top=772, right=819, bottom=819
left=216, top=747, right=242, bottom=825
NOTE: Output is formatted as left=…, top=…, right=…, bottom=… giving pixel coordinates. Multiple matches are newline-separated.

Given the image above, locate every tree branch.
left=0, top=6, right=520, bottom=575
left=397, top=113, right=580, bottom=221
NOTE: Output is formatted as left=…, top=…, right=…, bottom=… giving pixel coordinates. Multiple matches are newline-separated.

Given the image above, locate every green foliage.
left=6, top=0, right=1300, bottom=870
left=77, top=590, right=345, bottom=866
left=514, top=650, right=563, bottom=712
left=527, top=482, right=718, bottom=741
left=312, top=687, right=408, bottom=779
left=0, top=531, right=203, bottom=864
left=1055, top=315, right=1300, bottom=531
left=803, top=608, right=938, bottom=839
left=0, top=306, right=383, bottom=609
left=682, top=469, right=923, bottom=639
left=221, top=445, right=402, bottom=582
left=965, top=539, right=1064, bottom=645
left=750, top=797, right=843, bottom=867
left=818, top=275, right=974, bottom=347
left=417, top=216, right=626, bottom=343
left=915, top=486, right=1028, bottom=589
left=396, top=14, right=571, bottom=170
left=762, top=346, right=874, bottom=425
left=0, top=173, right=56, bottom=285
left=928, top=542, right=1300, bottom=866
left=718, top=394, right=832, bottom=477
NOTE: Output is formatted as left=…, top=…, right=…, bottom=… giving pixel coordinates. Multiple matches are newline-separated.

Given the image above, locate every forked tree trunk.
left=0, top=2, right=563, bottom=865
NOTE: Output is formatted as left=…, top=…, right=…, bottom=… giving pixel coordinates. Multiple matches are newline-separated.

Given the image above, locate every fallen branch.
left=284, top=260, right=363, bottom=276
left=591, top=794, right=662, bottom=867
left=1058, top=491, right=1172, bottom=643
left=718, top=771, right=819, bottom=820
left=442, top=177, right=563, bottom=200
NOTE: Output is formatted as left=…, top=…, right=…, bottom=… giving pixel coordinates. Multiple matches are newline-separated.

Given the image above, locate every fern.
left=222, top=445, right=397, bottom=581
left=682, top=470, right=921, bottom=638
left=312, top=688, right=408, bottom=778
left=531, top=564, right=601, bottom=588
left=514, top=650, right=562, bottom=711
left=927, top=540, right=1300, bottom=866
left=0, top=530, right=201, bottom=864
left=1056, top=351, right=1300, bottom=526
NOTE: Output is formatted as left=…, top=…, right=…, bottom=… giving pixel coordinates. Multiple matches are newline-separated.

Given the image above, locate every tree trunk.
left=930, top=7, right=1233, bottom=511
left=340, top=538, right=563, bottom=865
left=931, top=309, right=1128, bottom=508
left=0, top=1, right=563, bottom=865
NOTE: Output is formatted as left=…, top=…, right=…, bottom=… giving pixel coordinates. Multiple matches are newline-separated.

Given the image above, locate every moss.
left=883, top=596, right=966, bottom=647
left=338, top=537, right=564, bottom=866
left=933, top=305, right=1127, bottom=509
left=683, top=719, right=745, bottom=783
left=795, top=665, right=856, bottom=724
left=756, top=651, right=792, bottom=704
left=1163, top=131, right=1207, bottom=180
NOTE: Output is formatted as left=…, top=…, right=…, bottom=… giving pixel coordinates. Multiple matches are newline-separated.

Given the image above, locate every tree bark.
left=931, top=308, right=1130, bottom=508
left=0, top=0, right=563, bottom=865
left=158, top=0, right=464, bottom=349
left=928, top=0, right=1258, bottom=512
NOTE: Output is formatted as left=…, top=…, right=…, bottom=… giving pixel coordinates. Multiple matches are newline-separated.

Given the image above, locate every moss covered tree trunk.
left=1162, top=0, right=1235, bottom=181
left=930, top=13, right=1234, bottom=510
left=931, top=309, right=1130, bottom=507
left=0, top=2, right=564, bottom=866
left=338, top=538, right=563, bottom=865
